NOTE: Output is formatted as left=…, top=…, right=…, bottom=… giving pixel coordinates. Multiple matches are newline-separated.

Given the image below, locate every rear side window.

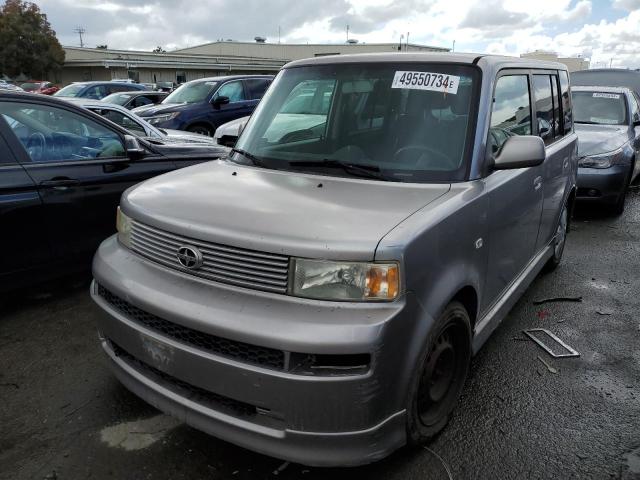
left=0, top=102, right=125, bottom=162
left=629, top=93, right=640, bottom=122
left=245, top=79, right=271, bottom=100
left=132, top=95, right=154, bottom=108
left=532, top=75, right=555, bottom=145
left=489, top=75, right=532, bottom=154
left=550, top=75, right=562, bottom=140
left=559, top=71, right=572, bottom=134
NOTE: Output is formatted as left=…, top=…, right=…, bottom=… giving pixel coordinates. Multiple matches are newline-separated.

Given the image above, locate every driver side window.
left=0, top=102, right=125, bottom=163
left=490, top=75, right=532, bottom=155
left=215, top=81, right=245, bottom=103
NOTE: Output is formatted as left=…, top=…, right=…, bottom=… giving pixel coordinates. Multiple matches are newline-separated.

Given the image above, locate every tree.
left=152, top=46, right=166, bottom=53
left=96, top=44, right=108, bottom=49
left=0, top=0, right=65, bottom=79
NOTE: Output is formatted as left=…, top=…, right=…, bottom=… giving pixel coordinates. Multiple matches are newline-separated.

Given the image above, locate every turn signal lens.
left=116, top=206, right=132, bottom=248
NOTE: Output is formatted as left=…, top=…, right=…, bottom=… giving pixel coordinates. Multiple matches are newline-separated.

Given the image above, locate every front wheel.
left=544, top=202, right=568, bottom=272
left=406, top=302, right=471, bottom=444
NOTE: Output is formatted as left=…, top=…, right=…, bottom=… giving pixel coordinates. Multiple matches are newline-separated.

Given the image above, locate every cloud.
left=31, top=0, right=640, bottom=69
left=613, top=0, right=640, bottom=10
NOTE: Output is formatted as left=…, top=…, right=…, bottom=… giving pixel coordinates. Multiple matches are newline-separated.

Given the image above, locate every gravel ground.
left=1, top=188, right=639, bottom=480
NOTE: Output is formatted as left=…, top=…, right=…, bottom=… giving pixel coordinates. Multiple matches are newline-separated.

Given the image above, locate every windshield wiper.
left=230, top=148, right=266, bottom=167
left=289, top=159, right=400, bottom=182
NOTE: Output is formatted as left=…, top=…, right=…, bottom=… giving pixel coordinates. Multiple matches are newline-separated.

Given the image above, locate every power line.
left=74, top=26, right=86, bottom=48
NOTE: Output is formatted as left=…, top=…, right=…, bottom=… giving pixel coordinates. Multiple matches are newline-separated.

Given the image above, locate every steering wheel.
left=26, top=132, right=47, bottom=162
left=393, top=145, right=454, bottom=169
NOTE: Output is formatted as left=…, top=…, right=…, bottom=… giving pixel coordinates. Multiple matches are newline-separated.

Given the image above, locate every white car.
left=0, top=80, right=24, bottom=92
left=63, top=98, right=218, bottom=145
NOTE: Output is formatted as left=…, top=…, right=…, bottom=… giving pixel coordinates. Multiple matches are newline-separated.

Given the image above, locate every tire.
left=610, top=165, right=633, bottom=216
left=187, top=124, right=213, bottom=136
left=543, top=201, right=569, bottom=272
left=406, top=301, right=472, bottom=445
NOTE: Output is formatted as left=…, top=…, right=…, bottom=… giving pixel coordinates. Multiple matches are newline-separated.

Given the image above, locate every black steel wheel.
left=407, top=301, right=471, bottom=443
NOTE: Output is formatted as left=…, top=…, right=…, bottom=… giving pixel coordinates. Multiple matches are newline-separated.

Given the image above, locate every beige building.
left=520, top=50, right=589, bottom=72
left=58, top=41, right=448, bottom=86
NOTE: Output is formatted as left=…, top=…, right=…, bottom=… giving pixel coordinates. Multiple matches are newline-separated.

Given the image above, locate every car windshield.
left=54, top=84, right=86, bottom=97
left=102, top=93, right=134, bottom=105
left=234, top=64, right=478, bottom=183
left=163, top=81, right=218, bottom=104
left=572, top=91, right=627, bottom=125
left=20, top=82, right=41, bottom=91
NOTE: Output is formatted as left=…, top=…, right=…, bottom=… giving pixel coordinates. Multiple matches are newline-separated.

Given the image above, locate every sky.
left=30, top=0, right=640, bottom=68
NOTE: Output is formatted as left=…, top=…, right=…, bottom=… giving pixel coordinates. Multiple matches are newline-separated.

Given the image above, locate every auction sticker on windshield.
left=391, top=71, right=460, bottom=94
left=593, top=93, right=620, bottom=99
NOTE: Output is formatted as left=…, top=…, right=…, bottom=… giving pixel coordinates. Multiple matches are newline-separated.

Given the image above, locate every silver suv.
left=91, top=53, right=577, bottom=466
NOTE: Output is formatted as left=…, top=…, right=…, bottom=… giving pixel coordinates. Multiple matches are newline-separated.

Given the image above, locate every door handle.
left=533, top=176, right=543, bottom=191
left=40, top=178, right=80, bottom=191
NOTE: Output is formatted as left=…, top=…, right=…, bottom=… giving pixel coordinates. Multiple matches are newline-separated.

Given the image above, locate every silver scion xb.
left=91, top=53, right=578, bottom=466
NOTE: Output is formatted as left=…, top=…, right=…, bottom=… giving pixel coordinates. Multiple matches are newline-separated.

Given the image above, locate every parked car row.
left=2, top=55, right=638, bottom=468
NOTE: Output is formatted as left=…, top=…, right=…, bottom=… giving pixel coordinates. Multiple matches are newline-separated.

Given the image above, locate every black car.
left=132, top=75, right=273, bottom=136
left=0, top=92, right=228, bottom=292
left=101, top=91, right=169, bottom=110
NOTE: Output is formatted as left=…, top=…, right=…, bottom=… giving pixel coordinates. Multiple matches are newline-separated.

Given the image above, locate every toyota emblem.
left=176, top=245, right=204, bottom=269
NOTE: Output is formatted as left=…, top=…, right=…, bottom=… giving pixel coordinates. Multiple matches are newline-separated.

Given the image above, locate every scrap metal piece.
left=523, top=328, right=580, bottom=358
left=532, top=296, right=583, bottom=305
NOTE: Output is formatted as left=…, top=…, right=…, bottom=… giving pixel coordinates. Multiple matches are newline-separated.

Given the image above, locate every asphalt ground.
left=2, top=188, right=640, bottom=480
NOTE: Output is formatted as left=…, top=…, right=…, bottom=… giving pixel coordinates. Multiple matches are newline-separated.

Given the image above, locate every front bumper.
left=576, top=165, right=629, bottom=204
left=91, top=236, right=420, bottom=466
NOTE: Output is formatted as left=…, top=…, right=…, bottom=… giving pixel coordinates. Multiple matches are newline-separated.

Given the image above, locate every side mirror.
left=212, top=95, right=230, bottom=108
left=493, top=135, right=545, bottom=170
left=124, top=134, right=145, bottom=160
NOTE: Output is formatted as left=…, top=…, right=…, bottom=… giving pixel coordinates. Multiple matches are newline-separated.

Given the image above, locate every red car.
left=20, top=81, right=60, bottom=95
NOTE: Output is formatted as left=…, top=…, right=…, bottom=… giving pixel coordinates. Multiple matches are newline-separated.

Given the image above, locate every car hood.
left=214, top=116, right=249, bottom=139
left=122, top=161, right=450, bottom=261
left=574, top=123, right=630, bottom=156
left=161, top=128, right=216, bottom=142
left=132, top=102, right=195, bottom=116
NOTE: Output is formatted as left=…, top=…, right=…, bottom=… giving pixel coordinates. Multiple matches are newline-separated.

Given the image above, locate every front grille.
left=130, top=221, right=290, bottom=294
left=98, top=285, right=285, bottom=370
left=109, top=340, right=262, bottom=419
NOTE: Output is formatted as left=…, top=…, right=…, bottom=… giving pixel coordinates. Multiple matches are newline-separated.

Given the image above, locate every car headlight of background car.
left=578, top=146, right=626, bottom=169
left=146, top=111, right=180, bottom=125
left=291, top=259, right=399, bottom=301
left=116, top=207, right=132, bottom=248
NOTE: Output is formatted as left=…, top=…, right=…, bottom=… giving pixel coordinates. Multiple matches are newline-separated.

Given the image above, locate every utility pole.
left=452, top=39, right=456, bottom=52
left=74, top=26, right=86, bottom=47
left=406, top=32, right=409, bottom=51
left=610, top=57, right=613, bottom=68
left=346, top=24, right=349, bottom=43
left=278, top=26, right=281, bottom=44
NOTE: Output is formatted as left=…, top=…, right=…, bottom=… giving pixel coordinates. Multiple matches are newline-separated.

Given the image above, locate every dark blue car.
left=132, top=75, right=273, bottom=136
left=54, top=81, right=146, bottom=100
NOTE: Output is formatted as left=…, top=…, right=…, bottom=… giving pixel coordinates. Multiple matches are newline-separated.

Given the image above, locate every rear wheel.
left=544, top=202, right=568, bottom=272
left=187, top=124, right=213, bottom=136
left=407, top=302, right=471, bottom=444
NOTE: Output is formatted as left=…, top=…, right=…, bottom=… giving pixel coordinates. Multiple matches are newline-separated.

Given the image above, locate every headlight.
left=146, top=112, right=180, bottom=125
left=291, top=259, right=399, bottom=301
left=578, top=146, right=625, bottom=169
left=116, top=207, right=132, bottom=248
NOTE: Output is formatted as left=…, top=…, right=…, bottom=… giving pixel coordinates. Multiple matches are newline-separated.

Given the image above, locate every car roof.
left=69, top=81, right=145, bottom=87
left=572, top=85, right=631, bottom=94
left=284, top=52, right=566, bottom=71
left=62, top=97, right=132, bottom=111
left=105, top=90, right=165, bottom=96
left=187, top=74, right=274, bottom=83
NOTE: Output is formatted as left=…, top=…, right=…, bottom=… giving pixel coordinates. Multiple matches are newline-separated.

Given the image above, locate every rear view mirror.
left=212, top=96, right=230, bottom=108
left=124, top=134, right=145, bottom=160
left=493, top=135, right=545, bottom=170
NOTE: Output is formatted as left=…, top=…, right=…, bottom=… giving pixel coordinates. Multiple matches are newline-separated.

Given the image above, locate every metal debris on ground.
left=523, top=328, right=580, bottom=358
left=423, top=446, right=453, bottom=480
left=596, top=308, right=614, bottom=316
left=537, top=355, right=559, bottom=374
left=273, top=461, right=290, bottom=476
left=532, top=296, right=583, bottom=305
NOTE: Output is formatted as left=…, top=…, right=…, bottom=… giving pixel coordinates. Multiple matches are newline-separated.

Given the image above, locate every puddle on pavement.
left=100, top=414, right=181, bottom=451
left=624, top=447, right=640, bottom=474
